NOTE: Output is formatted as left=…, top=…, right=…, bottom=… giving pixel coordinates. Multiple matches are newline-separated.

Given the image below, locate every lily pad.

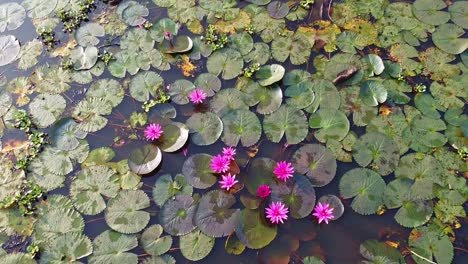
left=39, top=232, right=92, bottom=263
left=50, top=118, right=87, bottom=151
left=158, top=122, right=189, bottom=152
left=221, top=109, right=262, bottom=147
left=210, top=88, right=249, bottom=117
left=153, top=174, right=193, bottom=207
left=159, top=195, right=197, bottom=236
left=180, top=229, right=215, bottom=261
left=360, top=79, right=387, bottom=106
left=75, top=22, right=105, bottom=47
left=182, top=154, right=217, bottom=189
left=129, top=71, right=164, bottom=102
left=194, top=73, right=221, bottom=96
left=186, top=112, right=223, bottom=146
left=70, top=166, right=120, bottom=215
left=0, top=35, right=20, bottom=66
left=317, top=194, right=344, bottom=221
left=0, top=3, right=26, bottom=32
left=263, top=105, right=308, bottom=145
left=246, top=158, right=276, bottom=195
left=207, top=48, right=244, bottom=80
left=69, top=46, right=98, bottom=70
left=409, top=225, right=453, bottom=264
left=339, top=168, right=386, bottom=215
left=29, top=93, right=66, bottom=128
left=271, top=175, right=316, bottom=219
left=353, top=132, right=400, bottom=176
left=309, top=108, right=350, bottom=143
left=449, top=1, right=468, bottom=29
left=168, top=79, right=195, bottom=105
left=22, top=0, right=57, bottom=18
left=118, top=0, right=149, bottom=26
left=128, top=144, right=162, bottom=175
left=291, top=144, right=337, bottom=187
left=89, top=230, right=138, bottom=264
left=235, top=209, right=277, bottom=249
left=160, top=35, right=193, bottom=53
left=413, top=0, right=450, bottom=26
left=141, top=224, right=172, bottom=256
left=105, top=190, right=150, bottom=234
left=267, top=1, right=289, bottom=19
left=432, top=23, right=468, bottom=55
left=255, top=64, right=285, bottom=86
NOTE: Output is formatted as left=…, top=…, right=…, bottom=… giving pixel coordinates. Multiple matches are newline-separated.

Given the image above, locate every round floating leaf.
left=160, top=35, right=193, bottom=53
left=230, top=32, right=254, bottom=55
left=244, top=42, right=271, bottom=65
left=182, top=154, right=217, bottom=189
left=0, top=3, right=26, bottom=32
left=263, top=105, right=308, bottom=144
left=195, top=190, right=240, bottom=238
left=291, top=144, right=337, bottom=187
left=89, top=230, right=138, bottom=264
left=207, top=48, right=244, bottom=80
left=22, top=0, right=57, bottom=18
left=186, top=112, right=223, bottom=146
left=353, top=132, right=400, bottom=176
left=284, top=81, right=315, bottom=109
left=168, top=79, right=195, bottom=105
left=414, top=93, right=445, bottom=119
left=180, top=229, right=215, bottom=261
left=225, top=233, right=245, bottom=255
left=317, top=194, right=344, bottom=221
left=158, top=122, right=188, bottom=152
left=210, top=88, right=249, bottom=117
left=160, top=195, right=197, bottom=236
left=194, top=73, right=221, bottom=96
left=70, top=166, right=120, bottom=215
left=141, top=254, right=175, bottom=264
left=128, top=144, right=162, bottom=175
left=304, top=80, right=341, bottom=113
left=244, top=82, right=283, bottom=115
left=449, top=1, right=468, bottom=29
left=339, top=168, right=386, bottom=215
left=87, top=79, right=124, bottom=108
left=235, top=209, right=277, bottom=249
left=309, top=109, right=350, bottom=143
left=221, top=109, right=262, bottom=147
left=255, top=64, right=285, bottom=86
left=40, top=232, right=92, bottom=263
left=267, top=1, right=289, bottom=19
left=29, top=93, right=66, bottom=128
left=360, top=79, right=387, bottom=106
left=153, top=174, right=193, bottom=207
left=360, top=239, right=404, bottom=263
left=70, top=46, right=98, bottom=70
left=105, top=190, right=150, bottom=234
left=75, top=22, right=105, bottom=47
left=0, top=253, right=35, bottom=264
left=432, top=23, right=468, bottom=55
left=150, top=18, right=178, bottom=42
left=17, top=39, right=42, bottom=70
left=246, top=158, right=276, bottom=195
left=271, top=175, right=316, bottom=219
left=50, top=118, right=87, bottom=151
left=365, top=54, right=385, bottom=76
left=0, top=35, right=20, bottom=66
left=413, top=0, right=449, bottom=26
left=118, top=0, right=149, bottom=26
left=141, top=225, right=172, bottom=256
left=409, top=225, right=453, bottom=264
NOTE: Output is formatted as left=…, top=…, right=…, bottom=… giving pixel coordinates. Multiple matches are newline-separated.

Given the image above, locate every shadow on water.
left=1, top=0, right=467, bottom=263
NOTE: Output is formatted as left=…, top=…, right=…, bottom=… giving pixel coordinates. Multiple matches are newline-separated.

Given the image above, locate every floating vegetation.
left=0, top=0, right=466, bottom=263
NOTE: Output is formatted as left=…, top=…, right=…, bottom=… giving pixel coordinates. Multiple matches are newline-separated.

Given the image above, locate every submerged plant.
left=312, top=202, right=334, bottom=224
left=266, top=201, right=289, bottom=224
left=219, top=173, right=238, bottom=191
left=273, top=161, right=295, bottom=182
left=144, top=123, right=163, bottom=140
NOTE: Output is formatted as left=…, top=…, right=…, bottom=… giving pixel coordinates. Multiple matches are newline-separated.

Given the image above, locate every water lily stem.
left=410, top=250, right=437, bottom=264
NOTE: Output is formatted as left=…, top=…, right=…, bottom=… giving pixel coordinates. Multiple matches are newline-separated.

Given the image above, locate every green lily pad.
left=194, top=73, right=221, bottom=96
left=39, top=232, right=92, bottom=263
left=158, top=122, right=189, bottom=152
left=75, top=22, right=105, bottom=47
left=0, top=253, right=36, bottom=264
left=73, top=97, right=111, bottom=132
left=235, top=209, right=277, bottom=249
left=17, top=38, right=43, bottom=70
left=182, top=154, right=217, bottom=189
left=0, top=3, right=25, bottom=32
left=271, top=27, right=314, bottom=65
left=360, top=79, right=387, bottom=106
left=449, top=1, right=468, bottom=29
left=141, top=224, right=172, bottom=256
left=89, top=230, right=138, bottom=264
left=353, top=132, right=400, bottom=176
left=267, top=1, right=289, bottom=19
left=255, top=64, right=285, bottom=86
left=221, top=109, right=262, bottom=147
left=409, top=225, right=453, bottom=264
left=70, top=166, right=120, bottom=215
left=263, top=105, right=308, bottom=144
left=230, top=32, right=254, bottom=55
left=244, top=42, right=271, bottom=65
left=186, top=112, right=223, bottom=146
left=246, top=158, right=276, bottom=195
left=303, top=256, right=325, bottom=264
left=128, top=144, right=162, bottom=175
left=150, top=18, right=178, bottom=42
left=129, top=71, right=164, bottom=102
left=70, top=46, right=98, bottom=70
left=360, top=239, right=404, bottom=264
left=225, top=233, right=246, bottom=255
left=22, top=0, right=57, bottom=18
left=210, top=88, right=249, bottom=117
left=414, top=93, right=445, bottom=119
left=179, top=229, right=215, bottom=261
left=87, top=78, right=124, bottom=108
left=160, top=35, right=193, bottom=53
left=291, top=144, right=337, bottom=187
left=339, top=168, right=386, bottom=215
left=159, top=194, right=197, bottom=236
left=195, top=190, right=240, bottom=237
left=432, top=23, right=468, bottom=55
left=304, top=80, right=341, bottom=113
left=207, top=48, right=244, bottom=80
left=50, top=118, right=87, bottom=151
left=242, top=82, right=283, bottom=114
left=105, top=190, right=150, bottom=234
left=168, top=79, right=195, bottom=105
left=271, top=175, right=316, bottom=219
left=365, top=54, right=385, bottom=76
left=117, top=0, right=149, bottom=26
left=153, top=174, right=193, bottom=207
left=141, top=254, right=175, bottom=264
left=0, top=35, right=20, bottom=66
left=309, top=108, right=350, bottom=143
left=413, top=0, right=450, bottom=26
left=29, top=93, right=66, bottom=128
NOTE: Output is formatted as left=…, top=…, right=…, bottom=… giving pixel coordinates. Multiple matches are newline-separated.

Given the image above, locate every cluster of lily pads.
left=0, top=0, right=467, bottom=263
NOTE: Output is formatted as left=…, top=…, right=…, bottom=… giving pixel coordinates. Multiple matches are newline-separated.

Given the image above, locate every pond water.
left=0, top=0, right=467, bottom=263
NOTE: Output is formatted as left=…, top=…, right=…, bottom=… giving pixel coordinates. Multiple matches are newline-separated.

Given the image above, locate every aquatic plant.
left=273, top=161, right=295, bottom=182
left=144, top=123, right=163, bottom=141
left=219, top=173, right=238, bottom=191
left=266, top=201, right=289, bottom=224
left=188, top=88, right=207, bottom=104
left=312, top=202, right=334, bottom=224
left=210, top=154, right=230, bottom=174
left=257, top=184, right=271, bottom=199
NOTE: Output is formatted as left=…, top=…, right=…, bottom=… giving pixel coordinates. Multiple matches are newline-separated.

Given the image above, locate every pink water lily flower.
left=257, top=184, right=271, bottom=199
left=273, top=161, right=294, bottom=182
left=312, top=202, right=334, bottom=224
left=144, top=123, right=163, bottom=140
left=266, top=201, right=289, bottom=224
left=189, top=88, right=207, bottom=104
left=222, top=147, right=236, bottom=161
left=210, top=154, right=230, bottom=173
left=219, top=173, right=238, bottom=191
